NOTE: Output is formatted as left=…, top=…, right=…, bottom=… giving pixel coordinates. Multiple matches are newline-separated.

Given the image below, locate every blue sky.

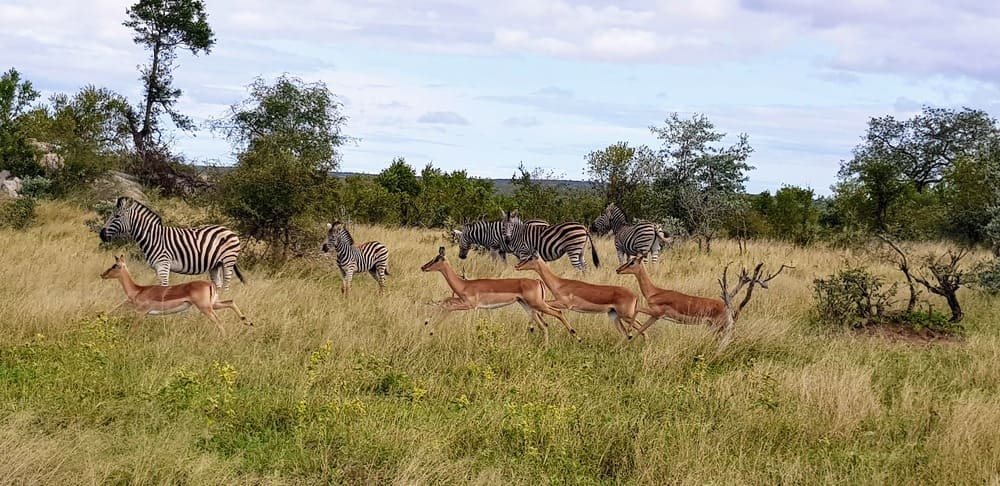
left=3, top=0, right=1000, bottom=194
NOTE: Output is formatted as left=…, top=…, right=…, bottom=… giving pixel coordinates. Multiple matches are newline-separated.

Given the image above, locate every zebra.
left=322, top=221, right=389, bottom=295
left=502, top=215, right=599, bottom=270
left=99, top=197, right=244, bottom=290
left=456, top=213, right=549, bottom=264
left=591, top=203, right=663, bottom=264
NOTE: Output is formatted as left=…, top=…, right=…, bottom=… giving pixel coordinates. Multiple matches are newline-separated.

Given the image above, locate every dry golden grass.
left=0, top=200, right=998, bottom=484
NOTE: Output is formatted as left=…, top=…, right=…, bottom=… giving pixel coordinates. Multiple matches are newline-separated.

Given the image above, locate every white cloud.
left=416, top=111, right=470, bottom=125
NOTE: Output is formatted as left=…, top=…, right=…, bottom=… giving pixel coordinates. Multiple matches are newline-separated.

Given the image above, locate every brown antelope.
left=616, top=252, right=727, bottom=339
left=514, top=253, right=649, bottom=339
left=421, top=247, right=579, bottom=343
left=101, top=255, right=251, bottom=336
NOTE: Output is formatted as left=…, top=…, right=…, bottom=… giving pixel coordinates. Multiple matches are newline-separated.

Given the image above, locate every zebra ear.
left=116, top=197, right=129, bottom=209
left=326, top=222, right=333, bottom=230
left=438, top=246, right=446, bottom=257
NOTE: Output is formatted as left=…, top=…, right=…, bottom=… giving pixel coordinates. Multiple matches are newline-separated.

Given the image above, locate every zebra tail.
left=588, top=232, right=601, bottom=268
left=233, top=264, right=247, bottom=284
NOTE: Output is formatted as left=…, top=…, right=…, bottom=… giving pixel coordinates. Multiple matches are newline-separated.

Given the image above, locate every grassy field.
left=1, top=200, right=999, bottom=484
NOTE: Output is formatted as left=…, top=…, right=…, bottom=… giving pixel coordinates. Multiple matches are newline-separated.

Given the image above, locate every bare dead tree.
left=717, top=262, right=793, bottom=349
left=913, top=250, right=968, bottom=323
left=877, top=234, right=919, bottom=313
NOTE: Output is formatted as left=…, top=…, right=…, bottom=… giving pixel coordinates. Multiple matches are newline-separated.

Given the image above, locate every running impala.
left=514, top=253, right=648, bottom=339
left=616, top=252, right=727, bottom=339
left=101, top=255, right=251, bottom=336
left=421, top=247, right=578, bottom=343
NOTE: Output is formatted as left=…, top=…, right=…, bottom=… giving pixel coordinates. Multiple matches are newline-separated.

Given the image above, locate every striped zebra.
left=457, top=215, right=549, bottom=263
left=502, top=215, right=599, bottom=270
left=591, top=203, right=662, bottom=264
left=99, top=197, right=244, bottom=290
left=322, top=221, right=389, bottom=295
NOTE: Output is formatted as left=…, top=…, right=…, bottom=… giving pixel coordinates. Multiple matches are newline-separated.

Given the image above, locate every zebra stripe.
left=456, top=217, right=549, bottom=263
left=322, top=221, right=389, bottom=294
left=591, top=203, right=661, bottom=264
left=99, top=197, right=244, bottom=289
left=503, top=218, right=599, bottom=270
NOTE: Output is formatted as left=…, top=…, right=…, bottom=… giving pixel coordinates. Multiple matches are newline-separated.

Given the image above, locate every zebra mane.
left=605, top=203, right=628, bottom=223
left=331, top=221, right=354, bottom=246
left=126, top=199, right=163, bottom=225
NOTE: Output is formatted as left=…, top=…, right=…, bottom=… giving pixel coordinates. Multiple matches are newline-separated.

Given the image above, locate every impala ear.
left=438, top=246, right=446, bottom=257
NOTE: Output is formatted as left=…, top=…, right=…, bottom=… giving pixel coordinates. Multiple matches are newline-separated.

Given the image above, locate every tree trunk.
left=945, top=293, right=963, bottom=323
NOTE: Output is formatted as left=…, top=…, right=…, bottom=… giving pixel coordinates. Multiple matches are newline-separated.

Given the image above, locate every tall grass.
left=0, top=201, right=998, bottom=484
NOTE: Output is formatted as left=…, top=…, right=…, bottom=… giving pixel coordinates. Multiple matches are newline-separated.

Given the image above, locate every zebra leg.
left=618, top=251, right=626, bottom=265
left=156, top=262, right=171, bottom=286
left=341, top=270, right=354, bottom=296
left=210, top=265, right=224, bottom=289
left=570, top=251, right=585, bottom=271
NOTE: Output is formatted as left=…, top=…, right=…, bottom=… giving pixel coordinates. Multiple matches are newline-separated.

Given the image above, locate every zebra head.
left=457, top=223, right=474, bottom=259
left=591, top=203, right=621, bottom=235
left=322, top=221, right=353, bottom=253
left=99, top=197, right=133, bottom=243
left=501, top=210, right=521, bottom=247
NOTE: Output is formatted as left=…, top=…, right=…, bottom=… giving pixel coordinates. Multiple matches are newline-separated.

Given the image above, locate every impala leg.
left=214, top=300, right=252, bottom=326
left=627, top=315, right=659, bottom=341
left=195, top=301, right=227, bottom=337
left=424, top=297, right=470, bottom=335
left=607, top=311, right=628, bottom=337
left=106, top=299, right=131, bottom=315
left=129, top=311, right=147, bottom=336
left=538, top=306, right=579, bottom=342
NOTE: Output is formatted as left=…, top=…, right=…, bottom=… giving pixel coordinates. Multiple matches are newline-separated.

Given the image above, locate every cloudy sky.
left=4, top=0, right=1000, bottom=193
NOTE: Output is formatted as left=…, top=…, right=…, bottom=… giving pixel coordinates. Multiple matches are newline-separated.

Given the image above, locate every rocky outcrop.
left=91, top=171, right=146, bottom=202
left=28, top=140, right=64, bottom=170
left=0, top=170, right=23, bottom=198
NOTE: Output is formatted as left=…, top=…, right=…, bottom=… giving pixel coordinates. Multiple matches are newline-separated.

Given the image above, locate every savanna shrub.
left=813, top=267, right=897, bottom=328
left=19, top=175, right=52, bottom=198
left=0, top=196, right=36, bottom=229
left=974, top=259, right=1000, bottom=295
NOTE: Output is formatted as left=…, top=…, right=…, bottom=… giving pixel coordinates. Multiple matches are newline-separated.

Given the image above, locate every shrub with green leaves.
left=974, top=259, right=1000, bottom=295
left=813, top=267, right=897, bottom=328
left=0, top=196, right=36, bottom=229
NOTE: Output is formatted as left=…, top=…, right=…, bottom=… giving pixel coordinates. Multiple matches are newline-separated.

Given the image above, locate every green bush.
left=974, top=259, right=1000, bottom=295
left=813, top=267, right=897, bottom=328
left=897, top=309, right=959, bottom=334
left=19, top=175, right=52, bottom=198
left=0, top=196, right=37, bottom=229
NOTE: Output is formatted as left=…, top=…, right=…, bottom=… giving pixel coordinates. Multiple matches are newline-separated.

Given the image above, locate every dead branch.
left=877, top=234, right=919, bottom=312
left=717, top=261, right=794, bottom=349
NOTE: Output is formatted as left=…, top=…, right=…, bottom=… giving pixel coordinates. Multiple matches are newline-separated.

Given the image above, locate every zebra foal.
left=99, top=197, right=244, bottom=290
left=322, top=221, right=390, bottom=295
left=591, top=203, right=662, bottom=264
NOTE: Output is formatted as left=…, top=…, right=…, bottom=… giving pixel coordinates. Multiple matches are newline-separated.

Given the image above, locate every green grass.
left=1, top=201, right=999, bottom=484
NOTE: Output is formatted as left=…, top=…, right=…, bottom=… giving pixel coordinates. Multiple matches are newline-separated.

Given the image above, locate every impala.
left=514, top=253, right=648, bottom=338
left=421, top=247, right=579, bottom=343
left=616, top=252, right=727, bottom=339
left=101, top=255, right=251, bottom=336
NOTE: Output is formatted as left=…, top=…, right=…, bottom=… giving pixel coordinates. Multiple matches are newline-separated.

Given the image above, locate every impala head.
left=322, top=221, right=351, bottom=253
left=616, top=252, right=647, bottom=275
left=421, top=246, right=448, bottom=272
left=99, top=197, right=133, bottom=242
left=100, top=254, right=129, bottom=279
left=513, top=252, right=545, bottom=272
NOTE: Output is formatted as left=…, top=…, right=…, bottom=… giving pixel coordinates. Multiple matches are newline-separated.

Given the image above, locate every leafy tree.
left=215, top=75, right=349, bottom=261
left=0, top=68, right=41, bottom=177
left=22, top=86, right=131, bottom=193
left=504, top=163, right=602, bottom=224
left=649, top=113, right=754, bottom=251
left=121, top=0, right=215, bottom=191
left=341, top=175, right=398, bottom=225
left=213, top=74, right=347, bottom=172
left=414, top=164, right=496, bottom=227
left=584, top=142, right=658, bottom=218
left=769, top=185, right=820, bottom=246
left=842, top=107, right=996, bottom=193
left=376, top=158, right=422, bottom=225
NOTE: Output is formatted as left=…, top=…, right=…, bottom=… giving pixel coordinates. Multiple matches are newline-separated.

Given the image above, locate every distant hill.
left=194, top=166, right=593, bottom=194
